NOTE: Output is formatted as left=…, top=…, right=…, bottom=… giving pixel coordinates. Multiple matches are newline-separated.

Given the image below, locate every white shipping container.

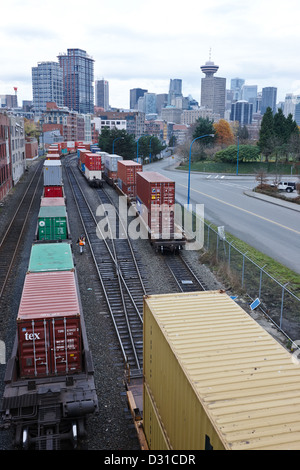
left=43, top=160, right=62, bottom=186
left=104, top=154, right=123, bottom=172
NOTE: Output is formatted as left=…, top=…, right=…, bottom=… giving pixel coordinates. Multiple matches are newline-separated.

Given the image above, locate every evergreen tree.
left=192, top=117, right=215, bottom=145
left=257, top=107, right=274, bottom=161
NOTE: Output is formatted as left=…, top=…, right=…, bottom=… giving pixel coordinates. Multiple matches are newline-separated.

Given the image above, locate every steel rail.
left=0, top=160, right=43, bottom=299
left=65, top=162, right=144, bottom=373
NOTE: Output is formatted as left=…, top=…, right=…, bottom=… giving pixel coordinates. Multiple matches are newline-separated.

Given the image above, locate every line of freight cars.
left=77, top=145, right=185, bottom=252
left=0, top=163, right=98, bottom=450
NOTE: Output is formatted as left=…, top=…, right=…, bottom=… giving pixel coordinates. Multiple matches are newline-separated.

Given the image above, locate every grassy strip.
left=177, top=160, right=299, bottom=175
left=203, top=220, right=300, bottom=297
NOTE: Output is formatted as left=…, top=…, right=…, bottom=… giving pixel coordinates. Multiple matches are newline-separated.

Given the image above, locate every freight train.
left=0, top=163, right=98, bottom=450
left=76, top=144, right=186, bottom=252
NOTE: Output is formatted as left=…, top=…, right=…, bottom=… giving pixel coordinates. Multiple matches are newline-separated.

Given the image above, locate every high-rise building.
left=58, top=49, right=94, bottom=114
left=95, top=79, right=109, bottom=110
left=241, top=85, right=257, bottom=108
left=32, top=61, right=63, bottom=113
left=130, top=88, right=147, bottom=110
left=261, top=87, right=277, bottom=114
left=230, top=100, right=253, bottom=125
left=168, top=79, right=182, bottom=105
left=200, top=59, right=226, bottom=118
left=230, top=78, right=245, bottom=100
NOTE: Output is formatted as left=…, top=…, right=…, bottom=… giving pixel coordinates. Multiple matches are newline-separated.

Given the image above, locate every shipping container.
left=43, top=160, right=62, bottom=186
left=46, top=153, right=60, bottom=160
left=37, top=205, right=68, bottom=241
left=117, top=160, right=142, bottom=198
left=104, top=154, right=123, bottom=174
left=43, top=185, right=64, bottom=198
left=17, top=271, right=82, bottom=378
left=40, top=196, right=65, bottom=207
left=136, top=172, right=175, bottom=240
left=28, top=242, right=74, bottom=273
left=143, top=290, right=300, bottom=450
left=84, top=153, right=102, bottom=171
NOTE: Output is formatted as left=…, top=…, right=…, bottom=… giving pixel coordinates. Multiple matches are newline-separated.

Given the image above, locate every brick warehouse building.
left=0, top=113, right=12, bottom=202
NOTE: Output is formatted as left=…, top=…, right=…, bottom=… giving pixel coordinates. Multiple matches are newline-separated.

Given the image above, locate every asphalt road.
left=144, top=157, right=300, bottom=275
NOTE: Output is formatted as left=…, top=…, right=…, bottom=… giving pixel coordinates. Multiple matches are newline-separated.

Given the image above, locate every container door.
left=54, top=217, right=67, bottom=240
left=18, top=320, right=51, bottom=377
left=49, top=317, right=81, bottom=375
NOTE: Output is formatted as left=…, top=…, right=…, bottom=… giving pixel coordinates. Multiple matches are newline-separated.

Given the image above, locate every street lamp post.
left=149, top=136, right=153, bottom=163
left=236, top=135, right=239, bottom=176
left=187, top=134, right=214, bottom=206
left=112, top=137, right=123, bottom=154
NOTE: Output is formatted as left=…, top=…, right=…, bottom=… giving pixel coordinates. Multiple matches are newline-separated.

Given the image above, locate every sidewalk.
left=244, top=190, right=300, bottom=212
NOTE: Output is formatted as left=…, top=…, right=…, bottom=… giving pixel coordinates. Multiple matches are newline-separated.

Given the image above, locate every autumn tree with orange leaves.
left=213, top=119, right=235, bottom=146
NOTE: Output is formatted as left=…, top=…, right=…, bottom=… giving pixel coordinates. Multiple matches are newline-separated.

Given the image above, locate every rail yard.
left=1, top=146, right=298, bottom=450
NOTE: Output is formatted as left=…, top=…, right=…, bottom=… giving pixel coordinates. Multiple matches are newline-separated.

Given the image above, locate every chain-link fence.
left=203, top=221, right=300, bottom=342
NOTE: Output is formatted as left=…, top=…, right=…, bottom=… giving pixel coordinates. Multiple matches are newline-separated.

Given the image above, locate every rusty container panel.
left=17, top=271, right=82, bottom=378
left=143, top=291, right=300, bottom=450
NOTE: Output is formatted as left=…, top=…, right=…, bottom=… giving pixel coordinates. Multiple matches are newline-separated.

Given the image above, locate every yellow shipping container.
left=143, top=290, right=300, bottom=450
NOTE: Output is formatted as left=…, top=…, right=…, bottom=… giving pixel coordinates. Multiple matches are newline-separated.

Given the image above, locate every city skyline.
left=1, top=0, right=300, bottom=109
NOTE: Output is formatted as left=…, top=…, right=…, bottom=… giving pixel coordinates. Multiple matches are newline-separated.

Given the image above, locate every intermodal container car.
left=17, top=271, right=82, bottom=378
left=136, top=171, right=175, bottom=241
left=117, top=160, right=142, bottom=199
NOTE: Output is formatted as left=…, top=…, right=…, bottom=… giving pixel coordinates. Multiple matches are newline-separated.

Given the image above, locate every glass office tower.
left=58, top=49, right=94, bottom=114
left=32, top=61, right=63, bottom=113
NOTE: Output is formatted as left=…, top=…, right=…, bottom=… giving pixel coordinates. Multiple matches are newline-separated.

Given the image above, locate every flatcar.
left=78, top=147, right=104, bottom=188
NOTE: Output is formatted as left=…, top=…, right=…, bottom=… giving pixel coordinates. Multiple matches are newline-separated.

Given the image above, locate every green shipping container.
left=28, top=243, right=74, bottom=273
left=38, top=205, right=67, bottom=241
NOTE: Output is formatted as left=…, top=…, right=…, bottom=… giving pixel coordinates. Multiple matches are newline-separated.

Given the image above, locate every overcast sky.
left=1, top=0, right=300, bottom=109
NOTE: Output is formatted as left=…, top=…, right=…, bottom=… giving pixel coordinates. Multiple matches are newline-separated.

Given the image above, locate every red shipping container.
left=136, top=171, right=175, bottom=209
left=17, top=271, right=82, bottom=378
left=118, top=160, right=142, bottom=185
left=85, top=153, right=102, bottom=170
left=48, top=148, right=59, bottom=154
left=46, top=153, right=60, bottom=160
left=44, top=185, right=64, bottom=198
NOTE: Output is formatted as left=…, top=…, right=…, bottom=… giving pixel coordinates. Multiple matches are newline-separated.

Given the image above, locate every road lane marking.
left=178, top=183, right=300, bottom=235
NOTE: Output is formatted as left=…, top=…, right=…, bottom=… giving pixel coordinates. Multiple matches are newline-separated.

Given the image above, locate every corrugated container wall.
left=43, top=161, right=62, bottom=186
left=143, top=291, right=300, bottom=450
left=28, top=242, right=74, bottom=273
left=117, top=160, right=142, bottom=198
left=17, top=271, right=82, bottom=378
left=43, top=186, right=64, bottom=198
left=37, top=205, right=68, bottom=241
left=136, top=172, right=175, bottom=239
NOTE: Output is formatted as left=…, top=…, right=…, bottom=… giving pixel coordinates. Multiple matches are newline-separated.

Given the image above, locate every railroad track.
left=65, top=162, right=147, bottom=378
left=0, top=161, right=43, bottom=299
left=164, top=253, right=207, bottom=293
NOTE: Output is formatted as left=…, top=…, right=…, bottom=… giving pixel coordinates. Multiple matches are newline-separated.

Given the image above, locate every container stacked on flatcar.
left=77, top=146, right=104, bottom=188
left=117, top=160, right=142, bottom=200
left=136, top=171, right=184, bottom=252
left=0, top=171, right=98, bottom=449
left=36, top=196, right=70, bottom=242
left=43, top=159, right=64, bottom=198
left=104, top=154, right=123, bottom=185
